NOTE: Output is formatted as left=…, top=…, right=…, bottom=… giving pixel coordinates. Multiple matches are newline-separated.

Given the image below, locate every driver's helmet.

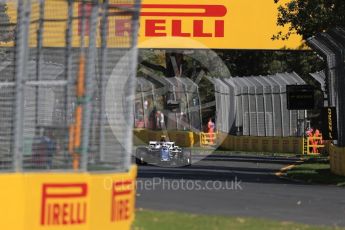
left=160, top=135, right=167, bottom=142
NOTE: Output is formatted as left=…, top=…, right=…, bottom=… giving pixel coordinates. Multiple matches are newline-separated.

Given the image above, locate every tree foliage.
left=217, top=50, right=323, bottom=78
left=0, top=3, right=15, bottom=62
left=274, top=0, right=345, bottom=40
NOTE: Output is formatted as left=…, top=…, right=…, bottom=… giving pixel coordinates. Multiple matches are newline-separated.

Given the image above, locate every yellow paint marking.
left=275, top=160, right=304, bottom=177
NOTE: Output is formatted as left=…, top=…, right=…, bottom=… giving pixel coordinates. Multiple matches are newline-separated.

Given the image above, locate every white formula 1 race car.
left=135, top=140, right=192, bottom=167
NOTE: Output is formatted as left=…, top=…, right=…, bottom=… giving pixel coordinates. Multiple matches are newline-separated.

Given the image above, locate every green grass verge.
left=133, top=210, right=344, bottom=230
left=286, top=159, right=345, bottom=186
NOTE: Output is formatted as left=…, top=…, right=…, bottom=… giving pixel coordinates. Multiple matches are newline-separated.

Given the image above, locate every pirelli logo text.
left=142, top=4, right=227, bottom=38
left=79, top=4, right=227, bottom=39
left=111, top=180, right=134, bottom=222
left=40, top=183, right=88, bottom=226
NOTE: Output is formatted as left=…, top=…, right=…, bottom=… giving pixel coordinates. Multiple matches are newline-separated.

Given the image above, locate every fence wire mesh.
left=0, top=0, right=141, bottom=172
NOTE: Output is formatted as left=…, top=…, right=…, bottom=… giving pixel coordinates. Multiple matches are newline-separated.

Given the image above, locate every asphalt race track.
left=136, top=154, right=345, bottom=227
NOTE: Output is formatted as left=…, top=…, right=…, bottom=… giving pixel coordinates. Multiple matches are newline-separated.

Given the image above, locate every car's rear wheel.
left=135, top=156, right=146, bottom=165
left=183, top=151, right=192, bottom=167
left=183, top=157, right=191, bottom=166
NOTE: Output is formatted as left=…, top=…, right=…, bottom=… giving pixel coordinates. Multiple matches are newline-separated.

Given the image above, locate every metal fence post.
left=65, top=0, right=74, bottom=124
left=98, top=0, right=109, bottom=165
left=13, top=0, right=31, bottom=171
left=81, top=1, right=99, bottom=171
left=329, top=28, right=345, bottom=147
left=124, top=0, right=141, bottom=169
left=35, top=0, right=45, bottom=126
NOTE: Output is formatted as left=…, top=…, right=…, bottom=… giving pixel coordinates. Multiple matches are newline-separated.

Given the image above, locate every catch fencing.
left=135, top=75, right=202, bottom=132
left=310, top=71, right=326, bottom=96
left=210, top=73, right=307, bottom=137
left=307, top=27, right=345, bottom=147
left=0, top=0, right=141, bottom=172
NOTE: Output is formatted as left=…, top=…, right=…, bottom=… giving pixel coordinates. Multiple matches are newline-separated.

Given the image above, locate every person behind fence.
left=135, top=103, right=144, bottom=128
left=45, top=129, right=57, bottom=169
left=179, top=112, right=188, bottom=131
left=306, top=128, right=314, bottom=154
left=207, top=118, right=215, bottom=144
left=149, top=107, right=157, bottom=130
left=32, top=127, right=56, bottom=169
left=313, top=129, right=322, bottom=153
left=157, top=110, right=165, bottom=130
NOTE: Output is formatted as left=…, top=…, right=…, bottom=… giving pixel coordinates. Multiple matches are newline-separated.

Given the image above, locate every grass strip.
left=133, top=209, right=344, bottom=230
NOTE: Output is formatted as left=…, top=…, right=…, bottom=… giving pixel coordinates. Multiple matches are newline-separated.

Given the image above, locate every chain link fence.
left=0, top=0, right=141, bottom=172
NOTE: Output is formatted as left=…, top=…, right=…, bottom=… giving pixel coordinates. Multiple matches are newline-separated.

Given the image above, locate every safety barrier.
left=329, top=145, right=345, bottom=176
left=193, top=132, right=201, bottom=147
left=302, top=137, right=325, bottom=155
left=200, top=132, right=218, bottom=147
left=219, top=134, right=304, bottom=154
left=0, top=166, right=137, bottom=230
left=134, top=129, right=306, bottom=154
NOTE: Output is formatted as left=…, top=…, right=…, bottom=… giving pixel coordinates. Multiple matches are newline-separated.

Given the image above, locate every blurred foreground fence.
left=0, top=0, right=141, bottom=172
